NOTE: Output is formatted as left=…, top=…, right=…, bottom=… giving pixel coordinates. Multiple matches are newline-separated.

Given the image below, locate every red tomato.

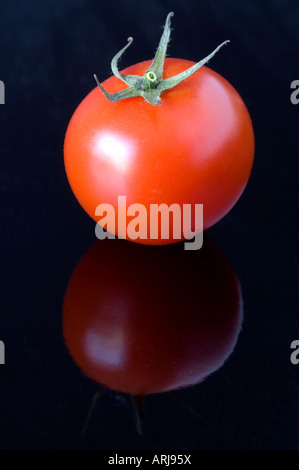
left=63, top=237, right=243, bottom=395
left=64, top=58, right=254, bottom=244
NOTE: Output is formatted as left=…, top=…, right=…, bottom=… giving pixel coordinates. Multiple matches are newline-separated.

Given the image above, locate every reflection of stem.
left=131, top=395, right=144, bottom=436
left=81, top=387, right=105, bottom=435
left=171, top=392, right=201, bottom=419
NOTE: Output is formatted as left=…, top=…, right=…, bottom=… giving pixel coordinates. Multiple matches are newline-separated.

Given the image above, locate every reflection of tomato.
left=63, top=237, right=243, bottom=395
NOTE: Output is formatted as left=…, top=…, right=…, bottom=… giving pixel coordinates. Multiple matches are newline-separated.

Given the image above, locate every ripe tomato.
left=63, top=237, right=243, bottom=395
left=64, top=14, right=254, bottom=244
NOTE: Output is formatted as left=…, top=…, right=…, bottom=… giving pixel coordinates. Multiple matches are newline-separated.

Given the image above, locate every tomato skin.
left=63, top=237, right=243, bottom=395
left=64, top=59, right=254, bottom=243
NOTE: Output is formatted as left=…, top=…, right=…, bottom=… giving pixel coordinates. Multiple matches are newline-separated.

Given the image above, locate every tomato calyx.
left=94, top=12, right=230, bottom=106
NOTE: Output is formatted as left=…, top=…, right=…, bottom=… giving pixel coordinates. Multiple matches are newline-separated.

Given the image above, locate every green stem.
left=146, top=11, right=174, bottom=81
left=94, top=12, right=229, bottom=106
left=81, top=387, right=104, bottom=435
left=131, top=395, right=144, bottom=435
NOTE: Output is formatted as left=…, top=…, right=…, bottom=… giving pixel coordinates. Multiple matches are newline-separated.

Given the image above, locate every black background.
left=0, top=0, right=298, bottom=450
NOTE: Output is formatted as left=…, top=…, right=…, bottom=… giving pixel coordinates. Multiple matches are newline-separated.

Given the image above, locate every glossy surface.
left=63, top=238, right=243, bottom=395
left=64, top=59, right=255, bottom=243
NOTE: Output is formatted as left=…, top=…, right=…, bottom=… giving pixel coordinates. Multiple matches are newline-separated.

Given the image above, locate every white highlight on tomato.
left=84, top=299, right=128, bottom=368
left=94, top=132, right=133, bottom=172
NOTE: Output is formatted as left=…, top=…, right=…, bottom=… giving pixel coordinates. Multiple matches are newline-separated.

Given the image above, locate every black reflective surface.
left=0, top=0, right=298, bottom=450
